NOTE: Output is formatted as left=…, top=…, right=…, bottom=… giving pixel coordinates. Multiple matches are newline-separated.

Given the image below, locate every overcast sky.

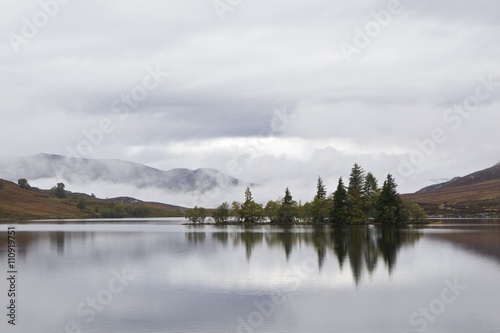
left=1, top=0, right=500, bottom=203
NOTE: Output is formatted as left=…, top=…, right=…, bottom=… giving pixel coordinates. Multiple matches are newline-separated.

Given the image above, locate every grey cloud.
left=1, top=0, right=499, bottom=197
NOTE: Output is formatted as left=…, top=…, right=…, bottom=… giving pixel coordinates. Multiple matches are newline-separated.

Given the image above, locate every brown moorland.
left=403, top=163, right=500, bottom=217
left=0, top=179, right=184, bottom=220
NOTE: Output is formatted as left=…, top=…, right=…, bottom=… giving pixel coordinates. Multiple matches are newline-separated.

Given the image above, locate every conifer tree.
left=375, top=174, right=403, bottom=225
left=311, top=177, right=329, bottom=223
left=330, top=177, right=349, bottom=224
left=277, top=187, right=296, bottom=224
left=347, top=164, right=366, bottom=224
left=363, top=172, right=379, bottom=219
left=315, top=177, right=327, bottom=200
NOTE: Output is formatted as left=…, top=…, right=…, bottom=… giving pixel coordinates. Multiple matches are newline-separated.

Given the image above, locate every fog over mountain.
left=0, top=153, right=250, bottom=207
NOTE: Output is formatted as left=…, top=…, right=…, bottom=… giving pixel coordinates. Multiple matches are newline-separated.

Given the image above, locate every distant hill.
left=0, top=153, right=249, bottom=194
left=403, top=162, right=500, bottom=216
left=0, top=179, right=185, bottom=220
left=417, top=162, right=500, bottom=193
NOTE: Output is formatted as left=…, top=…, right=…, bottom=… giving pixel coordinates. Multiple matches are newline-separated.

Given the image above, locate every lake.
left=1, top=219, right=500, bottom=333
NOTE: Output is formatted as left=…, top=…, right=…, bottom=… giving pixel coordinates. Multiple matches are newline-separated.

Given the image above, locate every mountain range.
left=0, top=153, right=247, bottom=195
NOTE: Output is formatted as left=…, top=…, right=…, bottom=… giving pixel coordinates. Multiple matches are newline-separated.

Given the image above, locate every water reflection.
left=1, top=222, right=500, bottom=333
left=51, top=232, right=66, bottom=255
left=188, top=226, right=422, bottom=284
left=426, top=223, right=500, bottom=263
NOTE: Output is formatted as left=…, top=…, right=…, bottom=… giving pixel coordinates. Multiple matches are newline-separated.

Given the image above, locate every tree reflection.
left=188, top=226, right=422, bottom=284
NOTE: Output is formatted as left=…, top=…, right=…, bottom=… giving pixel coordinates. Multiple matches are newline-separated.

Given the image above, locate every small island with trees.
left=185, top=163, right=427, bottom=225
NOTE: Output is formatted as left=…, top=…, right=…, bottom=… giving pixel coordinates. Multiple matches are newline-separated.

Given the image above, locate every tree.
left=330, top=178, right=349, bottom=224
left=276, top=187, right=296, bottom=224
left=296, top=201, right=312, bottom=223
left=401, top=199, right=427, bottom=224
left=363, top=172, right=379, bottom=219
left=212, top=202, right=230, bottom=224
left=129, top=206, right=150, bottom=217
left=241, top=187, right=264, bottom=223
left=375, top=174, right=403, bottom=225
left=311, top=177, right=329, bottom=223
left=18, top=178, right=31, bottom=190
left=315, top=177, right=327, bottom=200
left=184, top=206, right=207, bottom=224
left=231, top=201, right=243, bottom=222
left=52, top=182, right=67, bottom=198
left=347, top=163, right=366, bottom=224
left=265, top=200, right=280, bottom=223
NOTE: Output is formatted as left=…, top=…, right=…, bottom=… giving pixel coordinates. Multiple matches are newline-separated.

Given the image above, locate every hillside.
left=0, top=179, right=185, bottom=220
left=403, top=162, right=500, bottom=217
left=417, top=163, right=500, bottom=193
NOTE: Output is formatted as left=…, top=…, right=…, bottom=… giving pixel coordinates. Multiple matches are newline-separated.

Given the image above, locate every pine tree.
left=315, top=177, right=327, bottom=200
left=330, top=177, right=348, bottom=224
left=245, top=187, right=253, bottom=203
left=312, top=177, right=329, bottom=223
left=347, top=164, right=366, bottom=224
left=375, top=174, right=403, bottom=225
left=348, top=163, right=365, bottom=195
left=277, top=187, right=296, bottom=224
left=283, top=187, right=293, bottom=205
left=363, top=172, right=379, bottom=219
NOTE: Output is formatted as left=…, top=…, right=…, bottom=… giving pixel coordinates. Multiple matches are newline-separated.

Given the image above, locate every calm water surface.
left=1, top=219, right=500, bottom=333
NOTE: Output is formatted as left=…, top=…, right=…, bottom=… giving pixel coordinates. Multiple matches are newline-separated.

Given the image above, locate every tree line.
left=185, top=163, right=427, bottom=225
